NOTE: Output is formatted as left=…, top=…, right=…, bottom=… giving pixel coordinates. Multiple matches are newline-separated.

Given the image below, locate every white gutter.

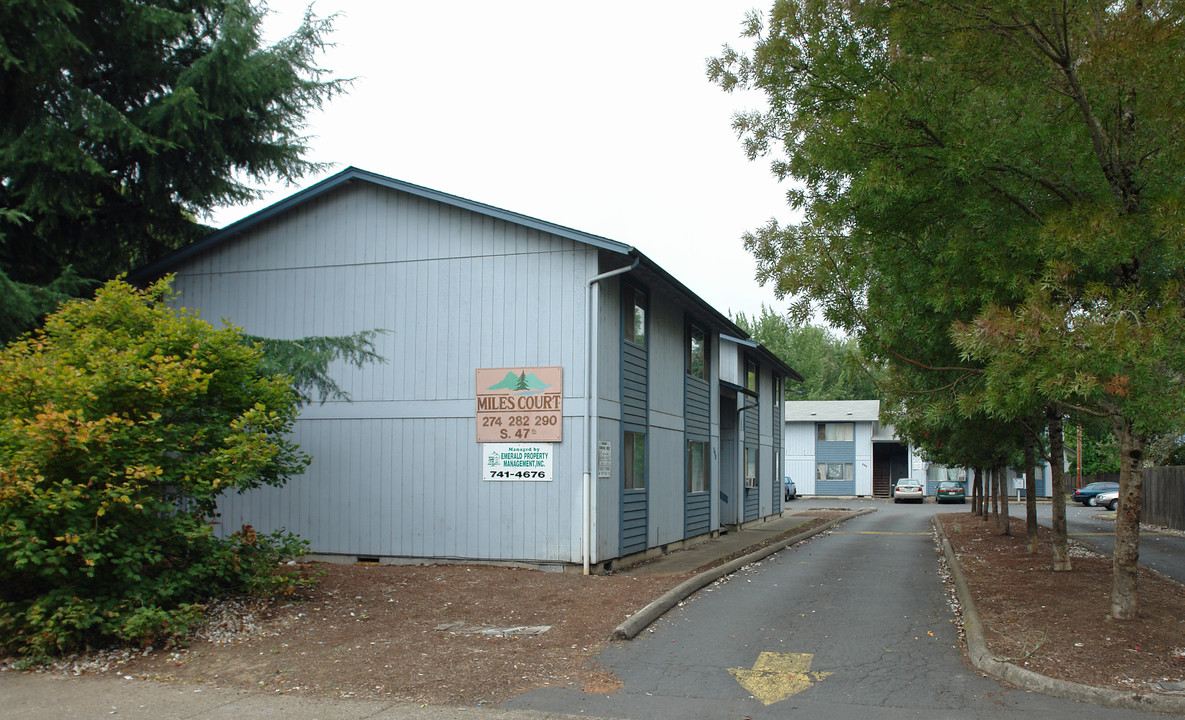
left=584, top=255, right=639, bottom=574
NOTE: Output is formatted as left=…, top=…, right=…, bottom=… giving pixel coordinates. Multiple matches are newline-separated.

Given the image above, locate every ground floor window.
left=624, top=431, right=646, bottom=490
left=686, top=440, right=708, bottom=493
left=745, top=446, right=758, bottom=488
left=927, top=465, right=963, bottom=484
left=817, top=462, right=854, bottom=482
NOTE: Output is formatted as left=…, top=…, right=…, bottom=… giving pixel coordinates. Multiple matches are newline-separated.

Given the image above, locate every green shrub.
left=0, top=278, right=310, bottom=659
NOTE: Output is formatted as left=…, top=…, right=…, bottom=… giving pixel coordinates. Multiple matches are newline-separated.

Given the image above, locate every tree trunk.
left=1110, top=417, right=1144, bottom=620
left=1048, top=409, right=1071, bottom=571
left=981, top=466, right=990, bottom=520
left=971, top=467, right=982, bottom=515
left=1024, top=436, right=1038, bottom=554
left=990, top=467, right=999, bottom=523
left=998, top=465, right=1011, bottom=535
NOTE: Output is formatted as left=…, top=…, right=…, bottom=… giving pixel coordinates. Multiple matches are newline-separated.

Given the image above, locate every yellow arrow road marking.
left=728, top=652, right=832, bottom=705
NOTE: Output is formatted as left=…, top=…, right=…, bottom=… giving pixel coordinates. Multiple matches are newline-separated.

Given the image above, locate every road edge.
left=933, top=516, right=1185, bottom=715
left=611, top=508, right=875, bottom=641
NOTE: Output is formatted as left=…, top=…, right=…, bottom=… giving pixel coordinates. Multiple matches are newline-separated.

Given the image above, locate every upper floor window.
left=746, top=358, right=758, bottom=393
left=625, top=286, right=647, bottom=347
left=817, top=422, right=854, bottom=442
left=687, top=324, right=706, bottom=379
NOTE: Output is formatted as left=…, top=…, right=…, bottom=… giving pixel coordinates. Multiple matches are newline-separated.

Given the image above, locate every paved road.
left=1009, top=500, right=1185, bottom=581
left=504, top=499, right=1170, bottom=720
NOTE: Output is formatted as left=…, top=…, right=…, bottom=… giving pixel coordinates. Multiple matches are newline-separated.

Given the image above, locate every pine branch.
left=244, top=330, right=388, bottom=404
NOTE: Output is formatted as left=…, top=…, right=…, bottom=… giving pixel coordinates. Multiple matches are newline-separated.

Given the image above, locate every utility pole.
left=1076, top=425, right=1083, bottom=489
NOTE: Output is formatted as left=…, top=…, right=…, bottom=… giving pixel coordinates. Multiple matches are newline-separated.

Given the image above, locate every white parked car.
left=892, top=479, right=925, bottom=503
left=1094, top=490, right=1119, bottom=511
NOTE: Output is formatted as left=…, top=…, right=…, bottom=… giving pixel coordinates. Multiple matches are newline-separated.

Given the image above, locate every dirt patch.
left=937, top=512, right=1185, bottom=694
left=117, top=564, right=690, bottom=705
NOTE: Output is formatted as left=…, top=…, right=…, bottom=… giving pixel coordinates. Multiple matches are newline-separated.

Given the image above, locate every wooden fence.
left=1079, top=472, right=1119, bottom=486
left=1080, top=468, right=1185, bottom=531
left=1144, top=466, right=1185, bottom=531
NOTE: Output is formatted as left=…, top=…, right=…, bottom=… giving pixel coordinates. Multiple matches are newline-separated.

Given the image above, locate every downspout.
left=584, top=254, right=639, bottom=574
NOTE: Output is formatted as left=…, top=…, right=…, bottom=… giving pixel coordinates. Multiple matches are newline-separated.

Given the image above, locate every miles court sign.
left=474, top=367, right=562, bottom=442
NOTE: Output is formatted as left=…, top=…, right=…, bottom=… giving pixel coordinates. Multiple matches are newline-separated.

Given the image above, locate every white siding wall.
left=174, top=182, right=598, bottom=563
left=647, top=299, right=688, bottom=547
left=785, top=422, right=817, bottom=495
left=854, top=421, right=874, bottom=495
left=592, top=275, right=623, bottom=563
left=708, top=334, right=721, bottom=533
left=719, top=340, right=740, bottom=386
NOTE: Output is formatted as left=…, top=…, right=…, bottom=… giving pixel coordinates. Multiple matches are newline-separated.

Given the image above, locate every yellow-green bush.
left=0, top=278, right=310, bottom=659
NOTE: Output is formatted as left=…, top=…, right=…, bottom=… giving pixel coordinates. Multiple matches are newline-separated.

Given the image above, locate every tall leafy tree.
left=711, top=1, right=1185, bottom=618
left=0, top=0, right=346, bottom=340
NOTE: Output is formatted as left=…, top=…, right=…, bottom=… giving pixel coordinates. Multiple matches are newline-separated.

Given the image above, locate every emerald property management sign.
left=474, top=366, right=562, bottom=442
left=482, top=443, right=553, bottom=482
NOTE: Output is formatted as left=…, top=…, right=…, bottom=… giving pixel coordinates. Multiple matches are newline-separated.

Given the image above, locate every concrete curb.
left=933, top=517, right=1185, bottom=715
left=611, top=508, right=874, bottom=640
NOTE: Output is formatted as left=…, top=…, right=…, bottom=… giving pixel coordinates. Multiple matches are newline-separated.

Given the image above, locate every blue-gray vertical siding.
left=816, top=438, right=857, bottom=495
left=684, top=373, right=711, bottom=538
left=620, top=336, right=648, bottom=556
left=621, top=344, right=648, bottom=429
left=772, top=384, right=783, bottom=514
left=171, top=181, right=595, bottom=563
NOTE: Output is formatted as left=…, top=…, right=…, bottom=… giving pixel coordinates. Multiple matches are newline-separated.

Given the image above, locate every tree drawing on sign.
left=515, top=372, right=530, bottom=391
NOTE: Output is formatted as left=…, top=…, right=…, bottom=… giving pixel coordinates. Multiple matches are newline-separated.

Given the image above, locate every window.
left=927, top=465, right=961, bottom=484
left=746, top=358, right=758, bottom=393
left=774, top=447, right=781, bottom=493
left=744, top=446, right=758, bottom=488
left=817, top=462, right=854, bottom=483
left=624, top=431, right=646, bottom=490
left=686, top=440, right=708, bottom=493
left=687, top=324, right=706, bottom=379
left=817, top=422, right=854, bottom=442
left=625, top=286, right=646, bottom=346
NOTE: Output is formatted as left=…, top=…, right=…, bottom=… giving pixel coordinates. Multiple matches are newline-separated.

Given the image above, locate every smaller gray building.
left=783, top=400, right=1052, bottom=497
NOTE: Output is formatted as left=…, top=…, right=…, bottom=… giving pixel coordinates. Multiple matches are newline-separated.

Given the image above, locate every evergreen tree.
left=0, top=0, right=346, bottom=341
left=245, top=330, right=387, bottom=405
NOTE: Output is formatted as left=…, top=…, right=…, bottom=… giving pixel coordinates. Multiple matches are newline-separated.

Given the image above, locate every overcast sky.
left=213, top=1, right=801, bottom=321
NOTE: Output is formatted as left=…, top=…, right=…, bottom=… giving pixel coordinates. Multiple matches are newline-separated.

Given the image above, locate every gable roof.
left=783, top=400, right=881, bottom=422
left=132, top=166, right=634, bottom=280
left=132, top=166, right=755, bottom=339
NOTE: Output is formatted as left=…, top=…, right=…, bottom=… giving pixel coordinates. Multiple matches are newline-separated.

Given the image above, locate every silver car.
left=892, top=478, right=925, bottom=503
left=1094, top=489, right=1119, bottom=511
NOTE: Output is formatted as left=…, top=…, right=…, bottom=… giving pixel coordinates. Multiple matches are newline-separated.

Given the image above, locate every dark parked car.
left=784, top=476, right=797, bottom=501
left=935, top=481, right=966, bottom=504
left=1072, top=481, right=1119, bottom=506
